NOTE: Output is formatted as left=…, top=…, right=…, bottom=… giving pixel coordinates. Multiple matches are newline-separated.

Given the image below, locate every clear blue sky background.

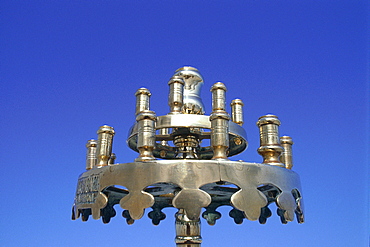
left=1, top=1, right=368, bottom=247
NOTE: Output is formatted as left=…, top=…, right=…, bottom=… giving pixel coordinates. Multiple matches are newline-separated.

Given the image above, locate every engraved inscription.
left=75, top=174, right=100, bottom=205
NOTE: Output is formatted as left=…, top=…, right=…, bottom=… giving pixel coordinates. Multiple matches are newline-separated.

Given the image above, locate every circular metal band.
left=127, top=114, right=248, bottom=159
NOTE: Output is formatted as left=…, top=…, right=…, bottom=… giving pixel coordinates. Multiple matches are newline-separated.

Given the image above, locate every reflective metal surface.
left=127, top=114, right=248, bottom=160
left=231, top=99, right=244, bottom=126
left=174, top=66, right=205, bottom=115
left=85, top=139, right=97, bottom=170
left=210, top=82, right=230, bottom=160
left=72, top=66, right=304, bottom=246
left=72, top=159, right=303, bottom=223
left=280, top=136, right=294, bottom=169
left=257, top=115, right=285, bottom=167
left=96, top=125, right=115, bottom=168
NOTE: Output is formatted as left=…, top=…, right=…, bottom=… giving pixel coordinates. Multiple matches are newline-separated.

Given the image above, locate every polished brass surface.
left=174, top=134, right=199, bottom=159
left=135, top=110, right=156, bottom=161
left=85, top=139, right=97, bottom=170
left=135, top=88, right=151, bottom=115
left=174, top=66, right=205, bottom=114
left=175, top=209, right=202, bottom=245
left=168, top=76, right=185, bottom=114
left=108, top=153, right=116, bottom=165
left=210, top=113, right=230, bottom=160
left=256, top=115, right=285, bottom=167
left=96, top=125, right=115, bottom=167
left=127, top=110, right=248, bottom=160
left=210, top=82, right=230, bottom=160
left=231, top=99, right=244, bottom=126
left=72, top=66, right=304, bottom=246
left=160, top=127, right=169, bottom=146
left=211, top=82, right=227, bottom=112
left=280, top=136, right=294, bottom=169
left=72, top=159, right=303, bottom=223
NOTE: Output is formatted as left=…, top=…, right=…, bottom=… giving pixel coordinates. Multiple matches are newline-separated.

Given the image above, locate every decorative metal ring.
left=127, top=114, right=248, bottom=159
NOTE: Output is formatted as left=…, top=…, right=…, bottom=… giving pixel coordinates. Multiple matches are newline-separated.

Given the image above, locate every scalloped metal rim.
left=72, top=160, right=304, bottom=224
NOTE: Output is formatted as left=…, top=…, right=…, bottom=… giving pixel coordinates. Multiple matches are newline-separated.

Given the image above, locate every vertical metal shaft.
left=169, top=72, right=201, bottom=159
left=160, top=127, right=169, bottom=146
left=231, top=99, right=244, bottom=126
left=168, top=76, right=185, bottom=114
left=256, top=115, right=284, bottom=167
left=175, top=209, right=202, bottom=247
left=174, top=134, right=199, bottom=159
left=85, top=139, right=97, bottom=170
left=135, top=110, right=156, bottom=161
left=135, top=88, right=151, bottom=115
left=280, top=136, right=294, bottom=169
left=135, top=88, right=156, bottom=161
left=211, top=82, right=227, bottom=112
left=210, top=82, right=230, bottom=160
left=96, top=125, right=115, bottom=167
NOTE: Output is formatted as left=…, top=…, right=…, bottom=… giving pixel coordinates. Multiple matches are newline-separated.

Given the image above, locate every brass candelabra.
left=72, top=66, right=304, bottom=246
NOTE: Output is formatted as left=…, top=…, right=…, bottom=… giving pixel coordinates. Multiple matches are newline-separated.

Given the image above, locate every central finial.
left=174, top=66, right=205, bottom=114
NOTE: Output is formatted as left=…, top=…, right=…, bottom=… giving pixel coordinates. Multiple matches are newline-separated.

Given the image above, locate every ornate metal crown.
left=72, top=66, right=304, bottom=246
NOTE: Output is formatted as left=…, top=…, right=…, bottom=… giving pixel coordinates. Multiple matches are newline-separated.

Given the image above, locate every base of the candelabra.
left=72, top=159, right=304, bottom=226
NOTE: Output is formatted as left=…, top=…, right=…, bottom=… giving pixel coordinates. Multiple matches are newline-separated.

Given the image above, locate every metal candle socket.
left=96, top=125, right=115, bottom=167
left=257, top=115, right=285, bottom=167
left=280, top=136, right=294, bottom=169
left=210, top=82, right=230, bottom=160
left=85, top=139, right=97, bottom=170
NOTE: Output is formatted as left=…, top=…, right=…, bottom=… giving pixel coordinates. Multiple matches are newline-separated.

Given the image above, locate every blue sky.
left=1, top=1, right=368, bottom=246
